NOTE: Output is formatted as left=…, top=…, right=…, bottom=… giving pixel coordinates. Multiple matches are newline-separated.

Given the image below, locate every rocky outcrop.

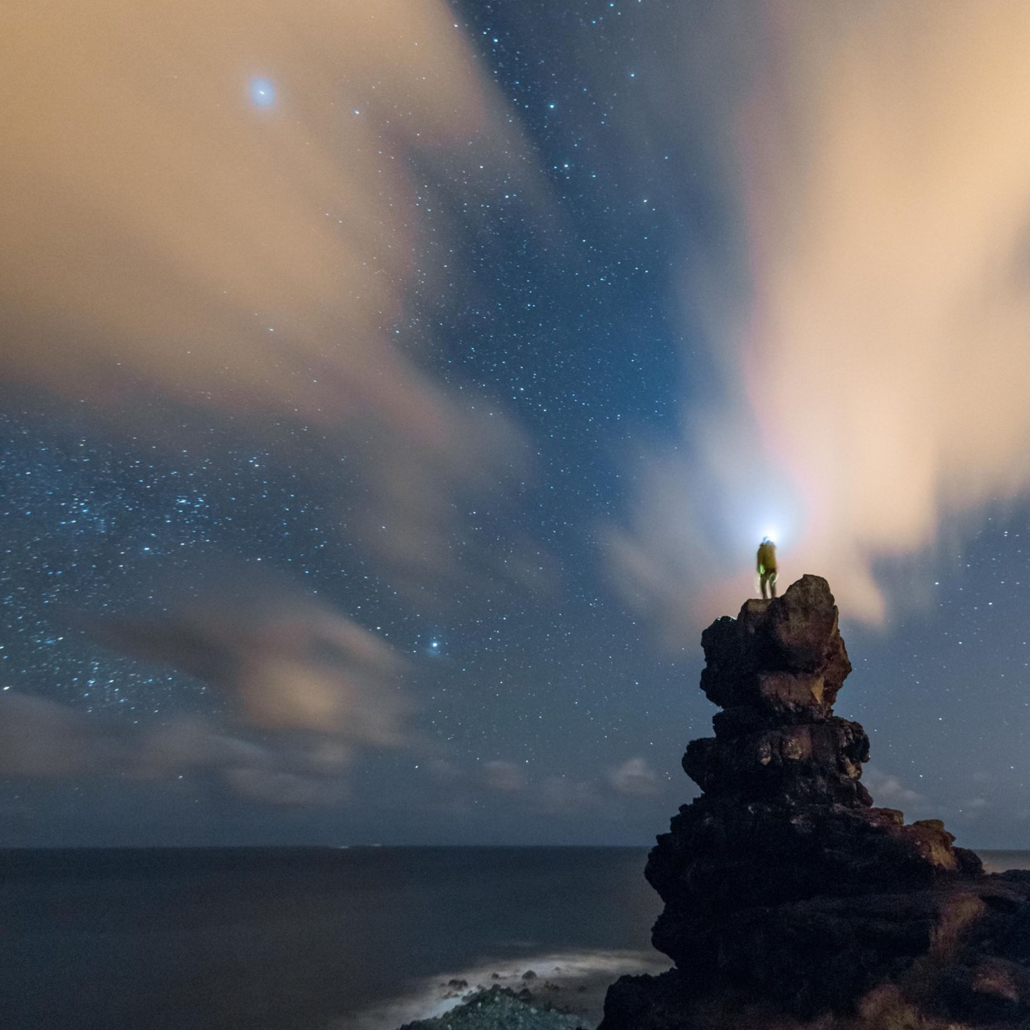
left=601, top=575, right=1030, bottom=1029
left=398, top=986, right=589, bottom=1030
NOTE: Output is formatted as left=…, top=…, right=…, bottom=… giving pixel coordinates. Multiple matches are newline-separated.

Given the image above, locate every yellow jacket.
left=757, top=541, right=777, bottom=575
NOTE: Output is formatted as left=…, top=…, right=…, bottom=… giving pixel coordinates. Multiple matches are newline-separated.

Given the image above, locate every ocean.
left=1, top=846, right=1025, bottom=1030
left=0, top=846, right=670, bottom=1030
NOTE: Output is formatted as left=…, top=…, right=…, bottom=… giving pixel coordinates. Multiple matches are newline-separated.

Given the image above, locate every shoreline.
left=344, top=949, right=671, bottom=1030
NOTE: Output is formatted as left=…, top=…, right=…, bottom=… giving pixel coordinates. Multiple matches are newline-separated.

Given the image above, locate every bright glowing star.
left=431, top=641, right=439, bottom=649
left=250, top=78, right=276, bottom=106
left=760, top=528, right=780, bottom=546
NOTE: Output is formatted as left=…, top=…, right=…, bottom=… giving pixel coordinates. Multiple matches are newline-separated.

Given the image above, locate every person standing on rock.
left=757, top=537, right=778, bottom=599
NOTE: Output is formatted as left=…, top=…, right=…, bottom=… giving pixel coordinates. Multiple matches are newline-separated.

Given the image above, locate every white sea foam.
left=342, top=948, right=671, bottom=1030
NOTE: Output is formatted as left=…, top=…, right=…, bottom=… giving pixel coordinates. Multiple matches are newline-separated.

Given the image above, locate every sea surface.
left=0, top=846, right=670, bottom=1030
left=2, top=846, right=1027, bottom=1030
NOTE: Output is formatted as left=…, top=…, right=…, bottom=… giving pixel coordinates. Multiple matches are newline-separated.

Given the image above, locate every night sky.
left=3, top=1, right=1030, bottom=847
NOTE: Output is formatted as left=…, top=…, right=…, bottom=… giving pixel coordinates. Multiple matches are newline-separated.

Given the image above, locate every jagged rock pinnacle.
left=689, top=575, right=868, bottom=807
left=600, top=576, right=1030, bottom=1030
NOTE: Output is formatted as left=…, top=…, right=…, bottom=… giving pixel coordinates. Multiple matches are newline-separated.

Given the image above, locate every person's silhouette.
left=757, top=538, right=778, bottom=599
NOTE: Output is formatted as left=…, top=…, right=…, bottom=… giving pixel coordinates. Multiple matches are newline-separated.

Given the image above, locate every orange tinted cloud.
left=92, top=586, right=410, bottom=743
left=740, top=1, right=1030, bottom=620
left=0, top=583, right=411, bottom=805
left=605, top=2, right=1030, bottom=634
left=1, top=0, right=547, bottom=601
left=1, top=0, right=483, bottom=421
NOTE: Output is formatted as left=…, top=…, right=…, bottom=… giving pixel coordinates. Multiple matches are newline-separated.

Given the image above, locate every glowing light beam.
left=250, top=77, right=276, bottom=106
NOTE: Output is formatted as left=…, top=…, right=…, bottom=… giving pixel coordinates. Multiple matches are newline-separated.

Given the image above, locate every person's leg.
left=770, top=572, right=778, bottom=598
left=760, top=574, right=769, bottom=600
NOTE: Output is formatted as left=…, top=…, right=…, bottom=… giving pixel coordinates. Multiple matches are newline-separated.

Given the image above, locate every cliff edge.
left=601, top=575, right=1030, bottom=1029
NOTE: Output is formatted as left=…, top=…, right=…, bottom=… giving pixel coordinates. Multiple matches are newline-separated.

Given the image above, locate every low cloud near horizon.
left=0, top=584, right=411, bottom=806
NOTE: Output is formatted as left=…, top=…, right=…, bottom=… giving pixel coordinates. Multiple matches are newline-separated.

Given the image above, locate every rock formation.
left=601, top=576, right=1030, bottom=1029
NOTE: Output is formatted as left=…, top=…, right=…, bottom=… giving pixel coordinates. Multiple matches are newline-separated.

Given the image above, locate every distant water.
left=2, top=846, right=1026, bottom=1030
left=0, top=846, right=666, bottom=1030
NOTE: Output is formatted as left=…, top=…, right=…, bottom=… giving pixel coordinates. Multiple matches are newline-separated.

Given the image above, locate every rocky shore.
left=601, top=575, right=1030, bottom=1029
left=397, top=986, right=589, bottom=1030
left=376, top=951, right=668, bottom=1030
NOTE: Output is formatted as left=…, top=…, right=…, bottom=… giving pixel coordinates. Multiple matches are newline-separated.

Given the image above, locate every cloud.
left=1, top=0, right=488, bottom=414
left=0, top=694, right=129, bottom=779
left=865, top=769, right=997, bottom=826
left=424, top=759, right=461, bottom=785
left=138, top=716, right=274, bottom=777
left=0, top=0, right=550, bottom=607
left=91, top=584, right=410, bottom=744
left=481, top=760, right=527, bottom=793
left=862, top=766, right=927, bottom=810
left=533, top=776, right=604, bottom=816
left=602, top=2, right=1030, bottom=636
left=0, top=582, right=412, bottom=806
left=606, top=757, right=660, bottom=796
left=962, top=797, right=990, bottom=812
left=222, top=766, right=347, bottom=807
left=0, top=695, right=356, bottom=807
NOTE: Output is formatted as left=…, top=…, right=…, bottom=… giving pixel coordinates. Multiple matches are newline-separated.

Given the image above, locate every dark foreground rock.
left=601, top=576, right=1030, bottom=1029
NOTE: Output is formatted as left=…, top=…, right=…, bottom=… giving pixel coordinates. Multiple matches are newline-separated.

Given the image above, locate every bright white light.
left=250, top=78, right=276, bottom=107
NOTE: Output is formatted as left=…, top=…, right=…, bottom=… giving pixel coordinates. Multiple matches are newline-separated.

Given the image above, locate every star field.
left=3, top=1, right=1030, bottom=847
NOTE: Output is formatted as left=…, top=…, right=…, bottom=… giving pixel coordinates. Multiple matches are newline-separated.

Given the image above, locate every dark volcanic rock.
left=600, top=575, right=1030, bottom=1029
left=398, top=986, right=586, bottom=1030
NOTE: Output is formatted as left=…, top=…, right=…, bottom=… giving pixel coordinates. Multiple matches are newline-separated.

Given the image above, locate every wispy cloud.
left=481, top=760, right=528, bottom=793
left=862, top=766, right=928, bottom=811
left=0, top=0, right=552, bottom=607
left=606, top=757, right=660, bottom=796
left=602, top=2, right=1030, bottom=637
left=92, top=586, right=410, bottom=743
left=1, top=582, right=412, bottom=805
